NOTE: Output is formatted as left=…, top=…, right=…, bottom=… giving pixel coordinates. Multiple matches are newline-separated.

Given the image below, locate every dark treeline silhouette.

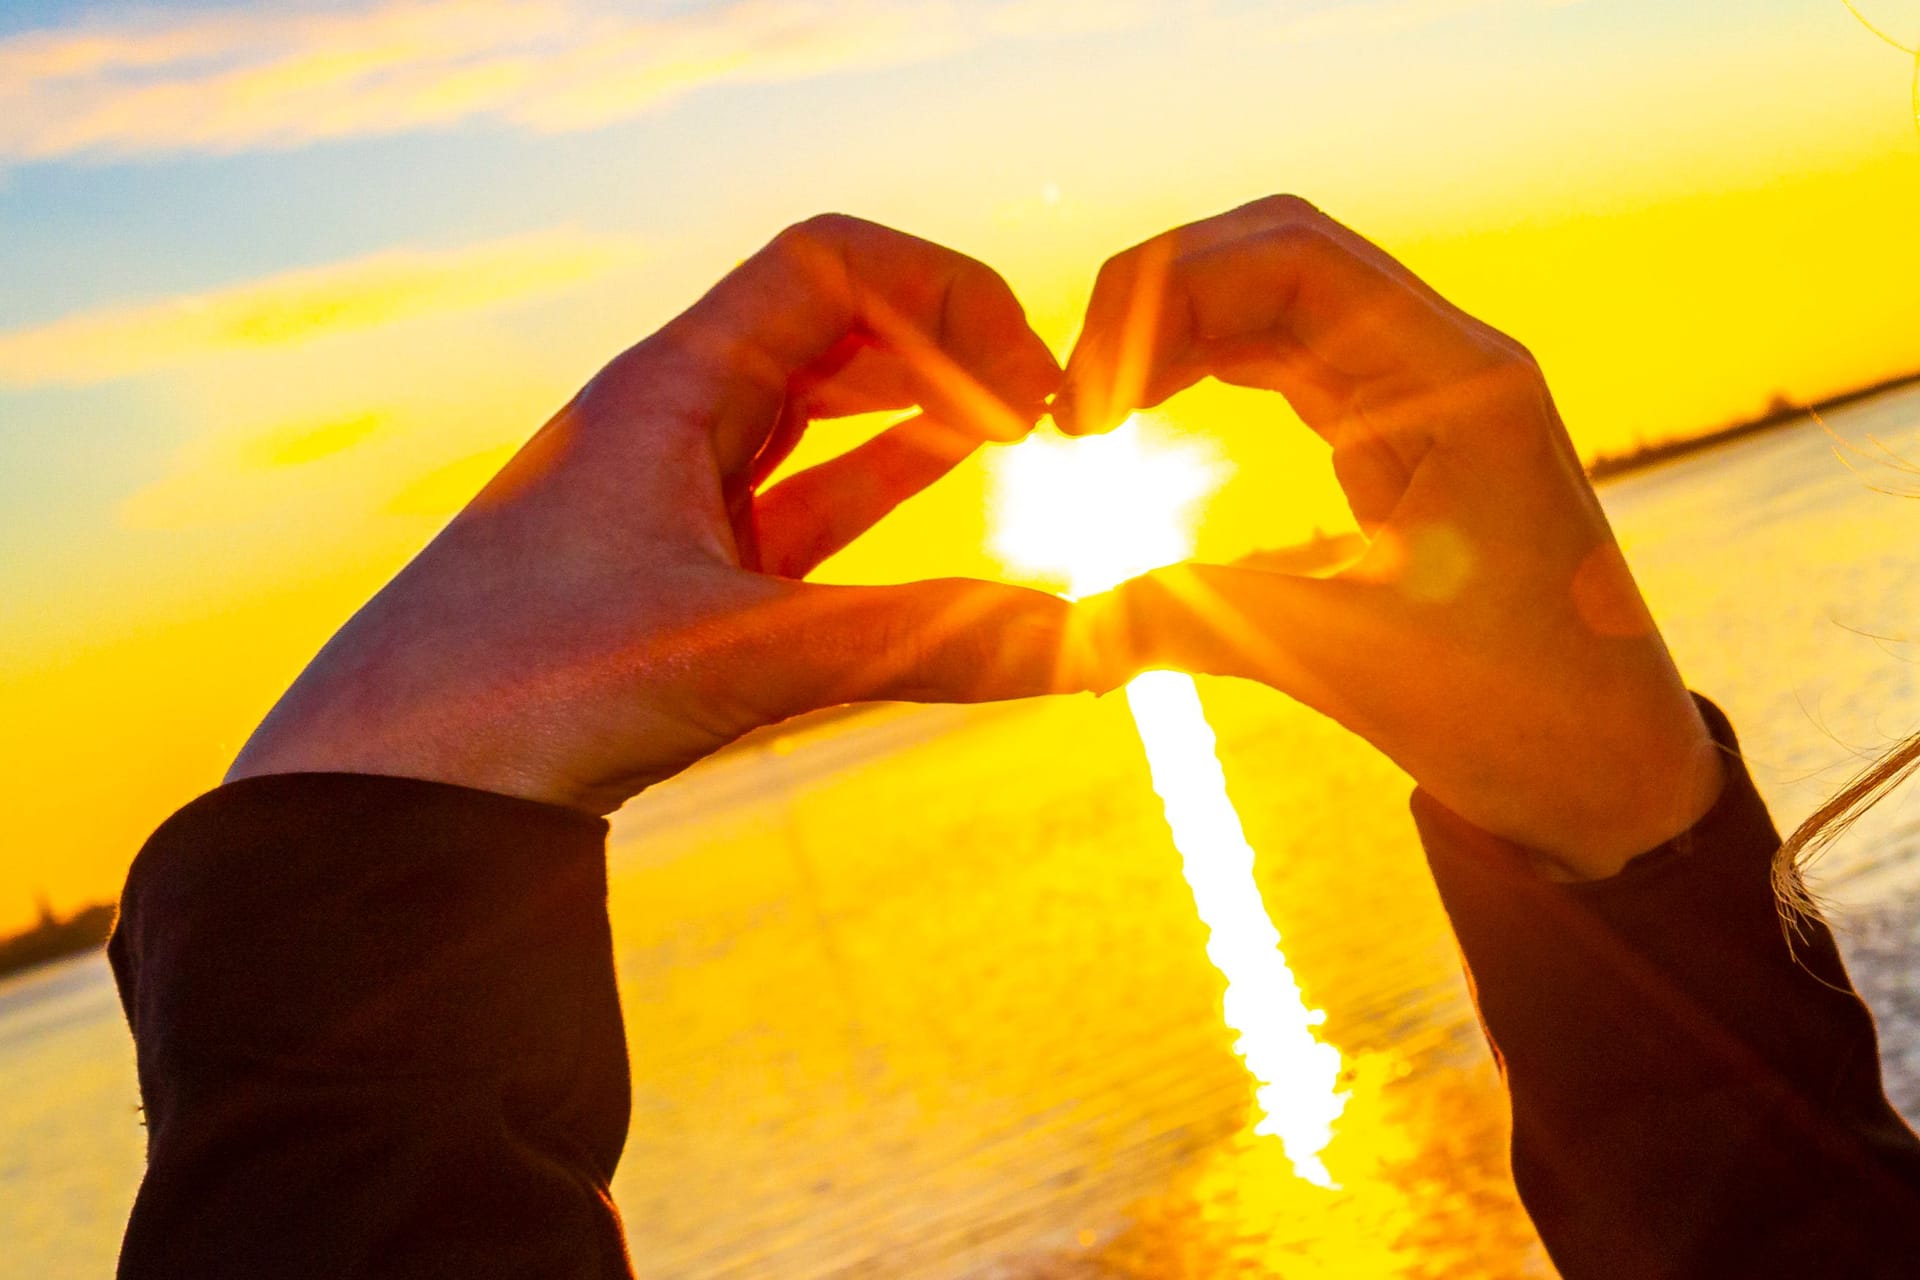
left=1587, top=368, right=1920, bottom=481
left=0, top=898, right=115, bottom=979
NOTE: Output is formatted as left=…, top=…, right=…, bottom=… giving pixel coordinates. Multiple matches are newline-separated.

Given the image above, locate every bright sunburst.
left=987, top=414, right=1228, bottom=600
left=987, top=414, right=1347, bottom=1186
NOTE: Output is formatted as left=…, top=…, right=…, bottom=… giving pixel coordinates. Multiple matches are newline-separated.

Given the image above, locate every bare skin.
left=1058, top=196, right=1724, bottom=880
left=229, top=215, right=1105, bottom=814
left=233, top=203, right=1719, bottom=879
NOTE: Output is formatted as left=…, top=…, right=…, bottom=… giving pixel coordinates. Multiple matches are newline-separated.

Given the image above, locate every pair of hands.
left=229, top=199, right=1722, bottom=880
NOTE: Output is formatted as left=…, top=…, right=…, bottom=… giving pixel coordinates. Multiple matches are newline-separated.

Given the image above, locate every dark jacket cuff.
left=111, top=773, right=613, bottom=1079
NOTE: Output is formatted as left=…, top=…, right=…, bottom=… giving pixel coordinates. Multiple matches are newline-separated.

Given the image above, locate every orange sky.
left=2, top=0, right=1918, bottom=931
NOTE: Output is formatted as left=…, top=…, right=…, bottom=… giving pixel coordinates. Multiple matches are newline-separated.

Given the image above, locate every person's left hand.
left=229, top=215, right=1102, bottom=815
left=1057, top=198, right=1721, bottom=879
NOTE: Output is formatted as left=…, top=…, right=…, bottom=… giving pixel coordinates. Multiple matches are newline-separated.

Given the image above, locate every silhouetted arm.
left=109, top=775, right=634, bottom=1279
left=1421, top=697, right=1920, bottom=1279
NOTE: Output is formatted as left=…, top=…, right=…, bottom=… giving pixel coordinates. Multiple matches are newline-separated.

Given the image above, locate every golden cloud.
left=0, top=0, right=1588, bottom=166
left=0, top=0, right=1589, bottom=165
left=0, top=0, right=1139, bottom=161
left=0, top=0, right=1600, bottom=168
left=0, top=229, right=634, bottom=387
left=117, top=409, right=397, bottom=530
left=240, top=410, right=391, bottom=468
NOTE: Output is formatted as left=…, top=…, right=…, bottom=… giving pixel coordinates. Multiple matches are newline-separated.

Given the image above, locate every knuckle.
left=791, top=211, right=863, bottom=241
left=1482, top=341, right=1545, bottom=388
left=1500, top=335, right=1540, bottom=370
left=1232, top=220, right=1343, bottom=276
left=958, top=252, right=1013, bottom=298
left=1252, top=192, right=1321, bottom=221
left=1253, top=220, right=1335, bottom=256
left=939, top=254, right=1013, bottom=325
left=1470, top=348, right=1558, bottom=440
left=770, top=213, right=867, bottom=264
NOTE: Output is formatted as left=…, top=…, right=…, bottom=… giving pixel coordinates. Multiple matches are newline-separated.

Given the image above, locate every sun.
left=986, top=414, right=1230, bottom=598
left=985, top=413, right=1347, bottom=1187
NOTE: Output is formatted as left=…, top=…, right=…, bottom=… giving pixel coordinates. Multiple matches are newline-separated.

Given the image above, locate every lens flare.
left=988, top=415, right=1346, bottom=1184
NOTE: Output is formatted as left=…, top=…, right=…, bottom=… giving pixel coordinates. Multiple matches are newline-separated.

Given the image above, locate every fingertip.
left=1069, top=584, right=1144, bottom=690
left=957, top=583, right=1119, bottom=701
left=988, top=336, right=1064, bottom=439
left=1049, top=385, right=1087, bottom=435
left=1048, top=381, right=1116, bottom=436
left=1051, top=595, right=1129, bottom=696
left=1086, top=563, right=1241, bottom=683
left=975, top=393, right=1048, bottom=443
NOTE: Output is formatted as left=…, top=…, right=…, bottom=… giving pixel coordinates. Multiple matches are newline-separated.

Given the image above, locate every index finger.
left=1055, top=196, right=1514, bottom=437
left=647, top=214, right=1061, bottom=478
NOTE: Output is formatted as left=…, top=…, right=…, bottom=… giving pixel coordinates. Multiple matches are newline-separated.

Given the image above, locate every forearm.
left=110, top=775, right=634, bottom=1279
left=1421, top=697, right=1920, bottom=1279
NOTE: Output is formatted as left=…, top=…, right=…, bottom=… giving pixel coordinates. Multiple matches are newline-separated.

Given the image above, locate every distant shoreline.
left=0, top=902, right=114, bottom=981
left=1586, top=368, right=1920, bottom=483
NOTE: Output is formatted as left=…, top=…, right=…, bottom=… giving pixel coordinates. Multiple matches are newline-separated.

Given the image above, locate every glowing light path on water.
left=1126, top=668, right=1346, bottom=1186
left=988, top=415, right=1347, bottom=1185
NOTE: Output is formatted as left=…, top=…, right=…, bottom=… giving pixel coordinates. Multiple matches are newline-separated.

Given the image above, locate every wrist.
left=1527, top=711, right=1728, bottom=882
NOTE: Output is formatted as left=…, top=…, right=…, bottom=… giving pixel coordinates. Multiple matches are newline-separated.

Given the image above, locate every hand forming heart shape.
left=231, top=199, right=1722, bottom=878
left=1051, top=197, right=1720, bottom=876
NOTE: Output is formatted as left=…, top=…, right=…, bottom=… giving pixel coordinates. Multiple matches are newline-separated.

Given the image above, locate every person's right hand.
left=1059, top=197, right=1724, bottom=880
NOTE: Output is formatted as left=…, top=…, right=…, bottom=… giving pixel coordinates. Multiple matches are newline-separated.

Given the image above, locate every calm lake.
left=8, top=383, right=1920, bottom=1278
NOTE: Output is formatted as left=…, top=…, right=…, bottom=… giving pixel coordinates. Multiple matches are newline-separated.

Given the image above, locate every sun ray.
left=1108, top=237, right=1175, bottom=429
left=1130, top=563, right=1310, bottom=680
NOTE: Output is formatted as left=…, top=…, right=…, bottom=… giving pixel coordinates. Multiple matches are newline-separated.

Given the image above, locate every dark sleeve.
left=108, top=774, right=635, bottom=1279
left=1418, top=697, right=1920, bottom=1279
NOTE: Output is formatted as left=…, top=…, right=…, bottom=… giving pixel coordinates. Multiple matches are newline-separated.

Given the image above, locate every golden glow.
left=989, top=412, right=1345, bottom=1184
left=1127, top=669, right=1348, bottom=1185
left=987, top=414, right=1228, bottom=599
left=8, top=0, right=1920, bottom=936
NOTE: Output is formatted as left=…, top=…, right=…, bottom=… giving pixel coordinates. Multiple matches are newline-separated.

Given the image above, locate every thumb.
left=1090, top=563, right=1406, bottom=723
left=773, top=578, right=1114, bottom=717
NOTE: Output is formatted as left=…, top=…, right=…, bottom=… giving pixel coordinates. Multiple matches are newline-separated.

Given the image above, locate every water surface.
left=7, top=385, right=1920, bottom=1277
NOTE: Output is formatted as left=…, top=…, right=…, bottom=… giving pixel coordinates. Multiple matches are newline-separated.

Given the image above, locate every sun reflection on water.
left=1126, top=669, right=1347, bottom=1185
left=988, top=414, right=1347, bottom=1184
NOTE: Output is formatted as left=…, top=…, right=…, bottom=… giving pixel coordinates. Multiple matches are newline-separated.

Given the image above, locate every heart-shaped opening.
left=767, top=381, right=1369, bottom=598
left=985, top=412, right=1230, bottom=599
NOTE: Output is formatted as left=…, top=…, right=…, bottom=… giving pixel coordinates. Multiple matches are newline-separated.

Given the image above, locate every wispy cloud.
left=0, top=228, right=634, bottom=387
left=117, top=408, right=400, bottom=530
left=0, top=0, right=1570, bottom=165
left=0, top=0, right=1154, bottom=164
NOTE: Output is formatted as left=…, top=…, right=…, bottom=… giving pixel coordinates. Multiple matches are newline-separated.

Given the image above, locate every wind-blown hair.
left=1777, top=733, right=1920, bottom=918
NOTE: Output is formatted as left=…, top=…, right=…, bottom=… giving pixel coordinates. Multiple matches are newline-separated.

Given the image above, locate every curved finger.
left=771, top=578, right=1112, bottom=717
left=1056, top=197, right=1328, bottom=436
left=754, top=413, right=981, bottom=579
left=1056, top=196, right=1512, bottom=438
left=788, top=340, right=920, bottom=420
left=1053, top=232, right=1182, bottom=436
left=646, top=214, right=1060, bottom=477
